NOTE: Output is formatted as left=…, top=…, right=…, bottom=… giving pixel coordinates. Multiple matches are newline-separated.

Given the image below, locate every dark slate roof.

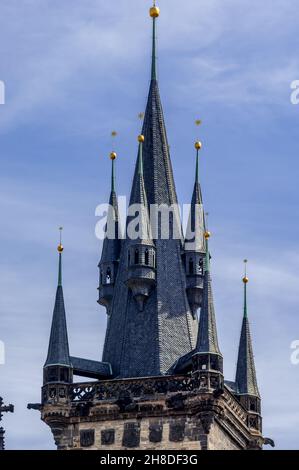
left=70, top=356, right=112, bottom=379
left=101, top=74, right=198, bottom=377
left=224, top=380, right=238, bottom=394
left=44, top=255, right=71, bottom=367
left=235, top=313, right=260, bottom=397
left=170, top=349, right=194, bottom=374
left=195, top=260, right=222, bottom=356
left=139, top=80, right=180, bottom=208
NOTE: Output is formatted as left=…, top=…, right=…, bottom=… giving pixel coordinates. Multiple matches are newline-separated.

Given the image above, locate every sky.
left=0, top=0, right=299, bottom=450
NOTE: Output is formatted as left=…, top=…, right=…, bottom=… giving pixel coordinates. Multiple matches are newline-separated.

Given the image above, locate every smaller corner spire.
left=110, top=152, right=117, bottom=192
left=44, top=227, right=71, bottom=373
left=57, top=227, right=63, bottom=287
left=149, top=2, right=160, bottom=81
left=235, top=260, right=260, bottom=397
left=194, top=141, right=202, bottom=183
left=137, top=134, right=145, bottom=175
left=110, top=130, right=118, bottom=192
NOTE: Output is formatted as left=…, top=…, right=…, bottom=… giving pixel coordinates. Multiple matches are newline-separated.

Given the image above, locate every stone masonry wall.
left=208, top=421, right=240, bottom=450
left=65, top=416, right=208, bottom=450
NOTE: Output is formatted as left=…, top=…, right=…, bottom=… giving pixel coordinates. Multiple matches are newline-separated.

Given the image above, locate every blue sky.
left=0, top=0, right=299, bottom=449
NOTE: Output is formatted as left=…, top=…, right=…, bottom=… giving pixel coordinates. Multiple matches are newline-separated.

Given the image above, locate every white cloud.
left=0, top=0, right=298, bottom=131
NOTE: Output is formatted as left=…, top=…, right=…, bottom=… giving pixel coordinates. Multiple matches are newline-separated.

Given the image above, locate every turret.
left=184, top=140, right=206, bottom=316
left=125, top=135, right=156, bottom=312
left=235, top=261, right=262, bottom=432
left=192, top=234, right=224, bottom=393
left=98, top=148, right=121, bottom=313
left=43, top=230, right=73, bottom=392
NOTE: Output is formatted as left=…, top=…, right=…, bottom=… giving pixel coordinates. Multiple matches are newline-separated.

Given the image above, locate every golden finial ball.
left=110, top=151, right=117, bottom=160
left=57, top=244, right=64, bottom=253
left=243, top=276, right=249, bottom=284
left=150, top=6, right=160, bottom=18
left=138, top=134, right=145, bottom=143
left=204, top=231, right=211, bottom=239
left=195, top=141, right=202, bottom=150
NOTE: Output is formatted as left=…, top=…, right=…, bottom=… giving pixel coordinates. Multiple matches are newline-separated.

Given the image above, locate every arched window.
left=199, top=258, right=203, bottom=275
left=134, top=249, right=139, bottom=264
left=60, top=367, right=69, bottom=383
left=145, top=249, right=149, bottom=265
left=128, top=251, right=131, bottom=266
left=106, top=267, right=111, bottom=284
left=250, top=399, right=256, bottom=412
left=189, top=258, right=194, bottom=274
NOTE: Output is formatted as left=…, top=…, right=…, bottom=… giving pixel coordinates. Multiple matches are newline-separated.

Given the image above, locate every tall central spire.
left=101, top=4, right=198, bottom=377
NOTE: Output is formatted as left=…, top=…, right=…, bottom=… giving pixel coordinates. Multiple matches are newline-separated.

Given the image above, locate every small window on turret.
left=134, top=249, right=139, bottom=264
left=199, top=258, right=203, bottom=275
left=47, top=366, right=59, bottom=382
left=189, top=258, right=194, bottom=274
left=145, top=249, right=149, bottom=265
left=250, top=399, right=256, bottom=412
left=60, top=367, right=69, bottom=382
left=106, top=268, right=111, bottom=284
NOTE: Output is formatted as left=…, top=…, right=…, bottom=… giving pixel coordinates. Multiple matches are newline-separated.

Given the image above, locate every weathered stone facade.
left=41, top=375, right=263, bottom=450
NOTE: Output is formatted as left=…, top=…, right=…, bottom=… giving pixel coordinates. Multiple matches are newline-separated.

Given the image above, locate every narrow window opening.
left=189, top=258, right=194, bottom=274
left=106, top=267, right=111, bottom=284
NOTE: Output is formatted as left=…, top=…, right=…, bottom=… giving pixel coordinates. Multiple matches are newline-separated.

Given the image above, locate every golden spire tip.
left=57, top=227, right=64, bottom=252
left=150, top=2, right=160, bottom=18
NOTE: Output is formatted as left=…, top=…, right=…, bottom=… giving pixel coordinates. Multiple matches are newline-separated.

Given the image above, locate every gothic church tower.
left=35, top=3, right=267, bottom=450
